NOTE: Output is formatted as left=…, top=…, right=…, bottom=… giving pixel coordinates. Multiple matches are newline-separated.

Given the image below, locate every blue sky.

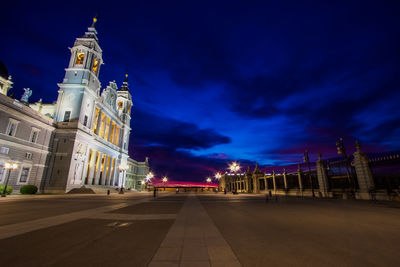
left=1, top=0, right=400, bottom=181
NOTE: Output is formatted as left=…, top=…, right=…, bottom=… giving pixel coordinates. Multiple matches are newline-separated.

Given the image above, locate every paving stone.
left=207, top=246, right=238, bottom=261
left=153, top=247, right=182, bottom=261
left=181, top=246, right=209, bottom=261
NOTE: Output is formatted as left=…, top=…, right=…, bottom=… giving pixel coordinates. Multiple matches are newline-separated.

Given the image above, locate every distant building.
left=0, top=18, right=149, bottom=193
left=125, top=157, right=150, bottom=191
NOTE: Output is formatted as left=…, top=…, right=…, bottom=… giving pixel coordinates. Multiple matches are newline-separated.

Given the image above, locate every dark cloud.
left=131, top=109, right=231, bottom=151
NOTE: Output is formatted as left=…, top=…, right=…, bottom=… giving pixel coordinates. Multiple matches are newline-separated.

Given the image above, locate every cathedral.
left=0, top=18, right=149, bottom=193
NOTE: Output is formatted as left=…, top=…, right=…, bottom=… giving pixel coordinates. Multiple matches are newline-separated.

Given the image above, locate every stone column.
left=272, top=170, right=277, bottom=194
left=87, top=150, right=97, bottom=185
left=297, top=164, right=303, bottom=193
left=283, top=168, right=288, bottom=192
left=219, top=175, right=226, bottom=191
left=253, top=175, right=260, bottom=193
left=353, top=141, right=375, bottom=200
left=94, top=152, right=103, bottom=185
left=264, top=178, right=268, bottom=191
left=316, top=153, right=329, bottom=198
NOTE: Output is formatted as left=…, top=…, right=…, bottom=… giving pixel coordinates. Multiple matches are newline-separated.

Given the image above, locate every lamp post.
left=1, top=162, right=18, bottom=197
left=303, top=150, right=315, bottom=198
left=215, top=172, right=222, bottom=191
left=162, top=176, right=168, bottom=191
left=336, top=138, right=354, bottom=197
left=145, top=171, right=154, bottom=191
left=229, top=162, right=240, bottom=193
left=118, top=163, right=128, bottom=194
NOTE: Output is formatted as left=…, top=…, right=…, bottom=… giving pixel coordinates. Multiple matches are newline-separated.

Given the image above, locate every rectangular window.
left=0, top=147, right=9, bottom=154
left=8, top=123, right=16, bottom=136
left=63, top=111, right=71, bottom=122
left=30, top=129, right=39, bottom=143
left=83, top=115, right=88, bottom=127
left=25, top=152, right=33, bottom=159
left=137, top=181, right=142, bottom=186
left=30, top=131, right=38, bottom=142
left=19, top=167, right=30, bottom=183
left=6, top=119, right=19, bottom=136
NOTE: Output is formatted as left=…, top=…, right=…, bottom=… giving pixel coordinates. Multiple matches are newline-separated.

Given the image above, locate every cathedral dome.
left=0, top=61, right=9, bottom=80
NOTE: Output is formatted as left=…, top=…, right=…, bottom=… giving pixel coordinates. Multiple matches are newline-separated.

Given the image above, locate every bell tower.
left=117, top=74, right=133, bottom=152
left=54, top=17, right=103, bottom=125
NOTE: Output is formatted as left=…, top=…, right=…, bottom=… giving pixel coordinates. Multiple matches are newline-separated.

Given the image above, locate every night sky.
left=1, top=1, right=400, bottom=181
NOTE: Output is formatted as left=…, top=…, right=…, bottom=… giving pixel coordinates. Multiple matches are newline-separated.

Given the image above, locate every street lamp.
left=303, top=150, right=315, bottom=198
left=206, top=177, right=212, bottom=183
left=118, top=163, right=128, bottom=194
left=336, top=137, right=355, bottom=197
left=229, top=162, right=240, bottom=193
left=146, top=171, right=154, bottom=182
left=162, top=176, right=168, bottom=191
left=144, top=171, right=154, bottom=190
left=215, top=173, right=222, bottom=180
left=1, top=162, right=18, bottom=197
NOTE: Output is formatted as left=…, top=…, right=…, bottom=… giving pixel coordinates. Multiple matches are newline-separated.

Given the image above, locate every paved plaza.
left=0, top=192, right=399, bottom=266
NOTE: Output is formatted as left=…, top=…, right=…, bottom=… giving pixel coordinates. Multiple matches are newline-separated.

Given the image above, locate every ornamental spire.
left=119, top=74, right=130, bottom=91
left=91, top=17, right=97, bottom=28
left=82, top=17, right=98, bottom=41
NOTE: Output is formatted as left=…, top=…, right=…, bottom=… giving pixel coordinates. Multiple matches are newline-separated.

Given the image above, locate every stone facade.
left=0, top=94, right=54, bottom=192
left=0, top=19, right=149, bottom=193
left=125, top=157, right=150, bottom=191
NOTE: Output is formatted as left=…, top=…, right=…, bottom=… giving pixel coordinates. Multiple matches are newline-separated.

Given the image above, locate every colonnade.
left=84, top=148, right=118, bottom=186
left=92, top=107, right=120, bottom=146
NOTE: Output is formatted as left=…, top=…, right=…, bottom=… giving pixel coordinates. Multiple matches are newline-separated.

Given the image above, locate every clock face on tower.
left=92, top=58, right=99, bottom=72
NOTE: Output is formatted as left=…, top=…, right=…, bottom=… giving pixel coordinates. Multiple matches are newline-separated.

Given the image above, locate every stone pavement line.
left=0, top=197, right=157, bottom=240
left=149, top=194, right=242, bottom=267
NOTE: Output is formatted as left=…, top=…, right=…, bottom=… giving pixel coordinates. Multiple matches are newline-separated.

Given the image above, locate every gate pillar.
left=297, top=164, right=303, bottom=194
left=264, top=178, right=268, bottom=191
left=353, top=141, right=374, bottom=200
left=245, top=167, right=252, bottom=193
left=283, top=168, right=288, bottom=192
left=316, top=153, right=329, bottom=198
left=252, top=163, right=263, bottom=194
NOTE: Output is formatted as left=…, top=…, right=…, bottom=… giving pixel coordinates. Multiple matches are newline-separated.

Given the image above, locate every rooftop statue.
left=20, top=88, right=32, bottom=103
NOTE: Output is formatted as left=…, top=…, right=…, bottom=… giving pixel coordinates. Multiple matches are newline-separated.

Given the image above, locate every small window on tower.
left=92, top=58, right=99, bottom=72
left=75, top=53, right=85, bottom=65
left=118, top=102, right=123, bottom=110
left=64, top=111, right=71, bottom=122
left=83, top=115, right=88, bottom=127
